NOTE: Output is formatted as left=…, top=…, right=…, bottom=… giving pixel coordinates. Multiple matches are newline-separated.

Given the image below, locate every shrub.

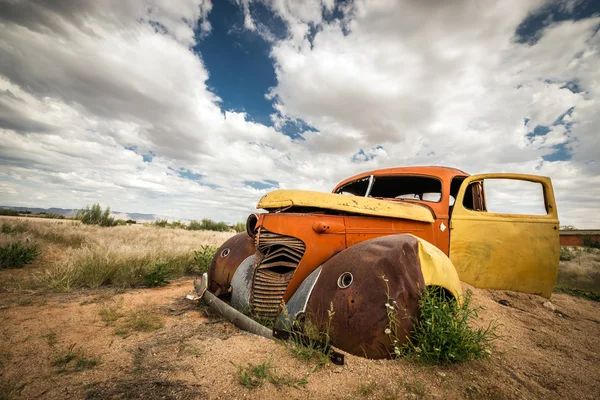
left=233, top=222, right=246, bottom=233
left=125, top=219, right=136, bottom=224
left=152, top=219, right=169, bottom=228
left=583, top=237, right=600, bottom=249
left=76, top=204, right=117, bottom=227
left=0, top=242, right=40, bottom=269
left=187, top=220, right=201, bottom=230
left=391, top=287, right=497, bottom=364
left=169, top=221, right=186, bottom=229
left=0, top=208, right=19, bottom=216
left=1, top=222, right=28, bottom=234
left=560, top=247, right=573, bottom=261
left=143, top=263, right=171, bottom=287
left=198, top=218, right=230, bottom=232
left=35, top=212, right=65, bottom=219
left=191, top=245, right=217, bottom=274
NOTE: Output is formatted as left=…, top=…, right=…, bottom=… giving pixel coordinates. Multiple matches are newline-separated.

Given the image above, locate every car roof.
left=333, top=166, right=470, bottom=191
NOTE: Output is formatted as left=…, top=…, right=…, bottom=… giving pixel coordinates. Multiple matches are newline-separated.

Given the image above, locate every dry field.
left=1, top=217, right=599, bottom=399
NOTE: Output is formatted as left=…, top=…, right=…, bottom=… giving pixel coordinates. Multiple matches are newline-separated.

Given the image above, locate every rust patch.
left=208, top=232, right=255, bottom=295
left=305, top=234, right=426, bottom=359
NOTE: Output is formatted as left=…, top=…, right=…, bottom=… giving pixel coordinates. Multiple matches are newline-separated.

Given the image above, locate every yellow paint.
left=257, top=190, right=435, bottom=223
left=449, top=174, right=559, bottom=298
left=416, top=236, right=463, bottom=303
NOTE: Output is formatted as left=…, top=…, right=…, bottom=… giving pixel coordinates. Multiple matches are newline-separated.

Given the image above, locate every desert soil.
left=1, top=277, right=599, bottom=400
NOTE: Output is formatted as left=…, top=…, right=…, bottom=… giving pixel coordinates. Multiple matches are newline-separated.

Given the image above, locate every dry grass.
left=557, top=247, right=600, bottom=294
left=0, top=216, right=234, bottom=292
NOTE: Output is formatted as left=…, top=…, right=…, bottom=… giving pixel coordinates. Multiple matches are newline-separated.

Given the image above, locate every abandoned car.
left=194, top=166, right=560, bottom=359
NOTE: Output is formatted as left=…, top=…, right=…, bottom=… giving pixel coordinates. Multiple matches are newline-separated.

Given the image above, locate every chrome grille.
left=251, top=230, right=305, bottom=318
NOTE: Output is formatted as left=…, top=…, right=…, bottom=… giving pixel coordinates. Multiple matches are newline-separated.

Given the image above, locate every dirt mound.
left=1, top=278, right=599, bottom=400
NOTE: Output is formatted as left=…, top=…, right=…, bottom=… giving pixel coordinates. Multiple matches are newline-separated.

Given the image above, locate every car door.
left=449, top=173, right=559, bottom=298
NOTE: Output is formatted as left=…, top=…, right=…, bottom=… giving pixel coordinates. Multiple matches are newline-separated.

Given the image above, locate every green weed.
left=233, top=360, right=272, bottom=389
left=392, top=286, right=498, bottom=364
left=114, top=307, right=164, bottom=337
left=52, top=344, right=100, bottom=373
left=232, top=359, right=307, bottom=390
left=357, top=382, right=377, bottom=396
left=0, top=242, right=40, bottom=269
left=281, top=304, right=334, bottom=371
left=98, top=302, right=123, bottom=326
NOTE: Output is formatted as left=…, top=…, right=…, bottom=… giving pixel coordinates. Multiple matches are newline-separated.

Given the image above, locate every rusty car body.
left=200, top=166, right=560, bottom=359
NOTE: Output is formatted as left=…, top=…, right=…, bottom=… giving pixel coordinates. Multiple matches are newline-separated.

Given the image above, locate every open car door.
left=449, top=173, right=559, bottom=298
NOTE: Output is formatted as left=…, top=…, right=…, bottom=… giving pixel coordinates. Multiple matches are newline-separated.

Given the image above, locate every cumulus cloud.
left=0, top=0, right=598, bottom=227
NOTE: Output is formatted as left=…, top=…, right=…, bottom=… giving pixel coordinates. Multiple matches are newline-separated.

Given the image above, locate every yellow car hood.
left=257, top=190, right=434, bottom=223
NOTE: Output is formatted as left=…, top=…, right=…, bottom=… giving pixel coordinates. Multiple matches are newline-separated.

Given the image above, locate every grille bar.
left=251, top=229, right=306, bottom=318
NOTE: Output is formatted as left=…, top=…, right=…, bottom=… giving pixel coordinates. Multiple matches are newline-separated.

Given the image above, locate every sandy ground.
left=0, top=277, right=598, bottom=400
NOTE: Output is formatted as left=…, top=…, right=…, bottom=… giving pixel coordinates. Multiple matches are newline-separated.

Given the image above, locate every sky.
left=0, top=0, right=599, bottom=227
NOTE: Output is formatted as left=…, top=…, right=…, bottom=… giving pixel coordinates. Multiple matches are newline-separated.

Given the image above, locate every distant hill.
left=0, top=206, right=167, bottom=223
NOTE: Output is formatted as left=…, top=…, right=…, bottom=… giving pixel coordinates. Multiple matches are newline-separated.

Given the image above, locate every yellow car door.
left=449, top=173, right=560, bottom=298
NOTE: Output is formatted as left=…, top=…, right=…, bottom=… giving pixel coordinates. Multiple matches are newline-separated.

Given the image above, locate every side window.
left=462, top=182, right=485, bottom=211
left=481, top=179, right=547, bottom=215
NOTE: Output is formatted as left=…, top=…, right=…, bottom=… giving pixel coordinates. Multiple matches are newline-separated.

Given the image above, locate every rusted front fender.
left=208, top=232, right=255, bottom=295
left=280, top=234, right=463, bottom=359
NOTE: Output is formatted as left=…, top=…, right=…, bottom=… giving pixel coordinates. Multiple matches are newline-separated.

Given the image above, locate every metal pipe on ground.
left=190, top=273, right=273, bottom=339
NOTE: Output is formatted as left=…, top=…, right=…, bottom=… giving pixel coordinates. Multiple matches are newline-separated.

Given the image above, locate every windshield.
left=335, top=175, right=442, bottom=203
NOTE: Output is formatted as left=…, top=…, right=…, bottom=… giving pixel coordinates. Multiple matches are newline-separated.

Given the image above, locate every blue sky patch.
left=193, top=0, right=280, bottom=127
left=352, top=146, right=383, bottom=163
left=514, top=0, right=600, bottom=44
left=244, top=180, right=279, bottom=190
left=542, top=142, right=572, bottom=162
left=142, top=151, right=155, bottom=163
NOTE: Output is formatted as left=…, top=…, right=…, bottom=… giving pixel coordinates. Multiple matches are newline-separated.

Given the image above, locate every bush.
left=1, top=222, right=28, bottom=234
left=0, top=242, right=40, bottom=269
left=187, top=220, right=202, bottom=231
left=392, top=287, right=497, bottom=364
left=560, top=247, right=573, bottom=261
left=0, top=208, right=19, bottom=216
left=143, top=263, right=171, bottom=287
left=191, top=245, right=217, bottom=274
left=35, top=212, right=65, bottom=219
left=583, top=237, right=600, bottom=249
left=152, top=219, right=169, bottom=228
left=76, top=204, right=117, bottom=227
left=232, top=222, right=246, bottom=233
left=198, top=218, right=230, bottom=232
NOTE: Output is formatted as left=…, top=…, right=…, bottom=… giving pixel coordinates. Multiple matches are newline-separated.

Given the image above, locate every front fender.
left=280, top=234, right=462, bottom=359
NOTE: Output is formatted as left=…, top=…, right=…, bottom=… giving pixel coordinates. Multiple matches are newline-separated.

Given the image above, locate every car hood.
left=256, top=189, right=434, bottom=223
